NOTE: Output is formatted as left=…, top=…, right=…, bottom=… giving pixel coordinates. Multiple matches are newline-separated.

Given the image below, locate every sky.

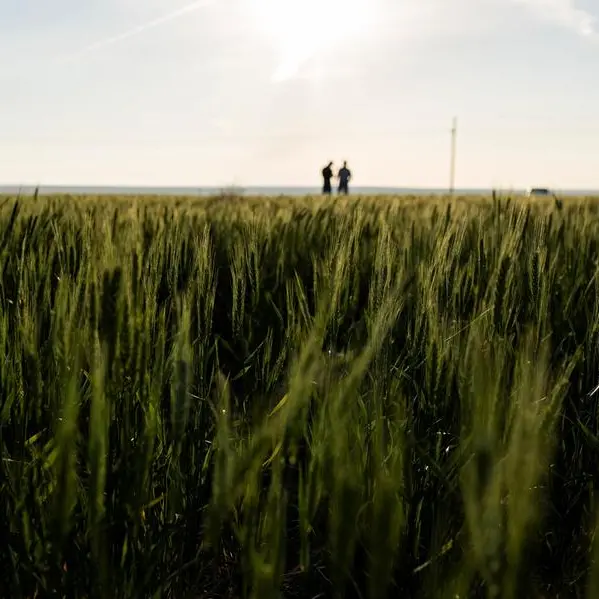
left=1, top=0, right=599, bottom=189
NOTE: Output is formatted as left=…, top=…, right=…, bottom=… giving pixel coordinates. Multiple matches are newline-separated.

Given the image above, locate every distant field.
left=2, top=193, right=599, bottom=599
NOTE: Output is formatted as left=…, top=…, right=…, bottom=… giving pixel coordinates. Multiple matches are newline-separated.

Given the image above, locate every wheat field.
left=1, top=192, right=599, bottom=599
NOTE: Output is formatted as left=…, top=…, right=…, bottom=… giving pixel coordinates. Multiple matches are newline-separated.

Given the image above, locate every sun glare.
left=248, top=0, right=373, bottom=81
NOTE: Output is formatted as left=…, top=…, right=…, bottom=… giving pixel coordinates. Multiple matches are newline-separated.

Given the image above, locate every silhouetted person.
left=338, top=161, right=351, bottom=195
left=322, top=161, right=333, bottom=195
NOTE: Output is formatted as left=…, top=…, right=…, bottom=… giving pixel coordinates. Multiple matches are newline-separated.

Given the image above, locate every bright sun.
left=248, top=0, right=373, bottom=81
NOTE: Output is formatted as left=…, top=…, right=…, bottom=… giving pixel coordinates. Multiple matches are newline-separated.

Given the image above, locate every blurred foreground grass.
left=1, top=192, right=599, bottom=598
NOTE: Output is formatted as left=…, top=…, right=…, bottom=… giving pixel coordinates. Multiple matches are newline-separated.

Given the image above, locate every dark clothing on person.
left=338, top=166, right=351, bottom=194
left=322, top=165, right=333, bottom=194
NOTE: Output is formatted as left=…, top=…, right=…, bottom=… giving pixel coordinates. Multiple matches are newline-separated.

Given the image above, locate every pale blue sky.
left=1, top=0, right=598, bottom=188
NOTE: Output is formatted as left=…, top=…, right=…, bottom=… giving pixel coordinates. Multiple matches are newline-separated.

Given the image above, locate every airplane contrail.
left=66, top=0, right=216, bottom=60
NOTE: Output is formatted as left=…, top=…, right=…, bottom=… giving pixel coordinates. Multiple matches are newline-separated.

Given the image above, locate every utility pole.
left=449, top=117, right=457, bottom=195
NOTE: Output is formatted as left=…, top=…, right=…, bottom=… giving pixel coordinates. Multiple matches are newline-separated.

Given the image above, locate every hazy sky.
left=1, top=0, right=599, bottom=188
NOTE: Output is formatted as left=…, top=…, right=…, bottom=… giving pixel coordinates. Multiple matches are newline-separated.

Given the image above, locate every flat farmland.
left=1, top=193, right=599, bottom=599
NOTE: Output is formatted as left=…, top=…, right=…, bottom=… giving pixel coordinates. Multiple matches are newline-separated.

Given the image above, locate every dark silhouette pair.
left=321, top=161, right=351, bottom=195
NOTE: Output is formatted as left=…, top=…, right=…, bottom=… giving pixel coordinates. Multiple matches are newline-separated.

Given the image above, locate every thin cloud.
left=68, top=0, right=216, bottom=59
left=511, top=0, right=596, bottom=36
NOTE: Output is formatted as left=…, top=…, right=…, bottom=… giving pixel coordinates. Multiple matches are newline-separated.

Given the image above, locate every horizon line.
left=2, top=184, right=599, bottom=194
